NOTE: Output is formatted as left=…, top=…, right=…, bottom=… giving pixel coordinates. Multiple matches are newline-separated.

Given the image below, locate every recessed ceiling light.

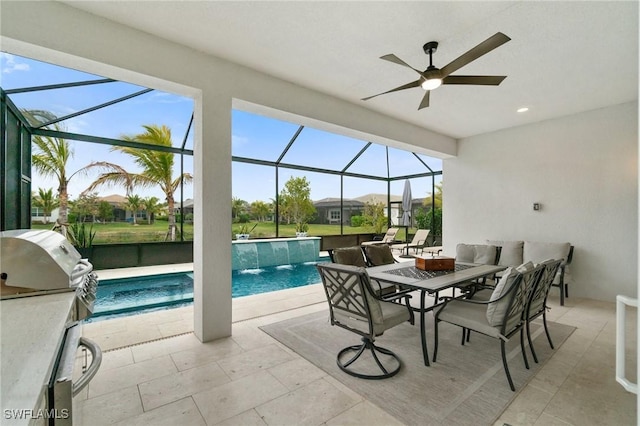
left=517, top=107, right=529, bottom=113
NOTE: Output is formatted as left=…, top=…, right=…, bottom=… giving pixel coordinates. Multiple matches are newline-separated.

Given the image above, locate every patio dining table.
left=367, top=261, right=505, bottom=366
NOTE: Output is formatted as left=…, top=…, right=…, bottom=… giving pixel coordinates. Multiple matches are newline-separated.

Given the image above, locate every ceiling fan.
left=362, top=32, right=511, bottom=110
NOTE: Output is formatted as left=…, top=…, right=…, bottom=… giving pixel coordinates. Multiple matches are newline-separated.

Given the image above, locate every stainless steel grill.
left=1, top=229, right=98, bottom=320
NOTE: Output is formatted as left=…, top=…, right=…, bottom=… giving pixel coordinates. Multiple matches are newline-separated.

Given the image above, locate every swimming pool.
left=90, top=258, right=328, bottom=321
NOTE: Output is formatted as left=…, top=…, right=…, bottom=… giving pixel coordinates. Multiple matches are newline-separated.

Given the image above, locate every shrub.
left=350, top=215, right=364, bottom=227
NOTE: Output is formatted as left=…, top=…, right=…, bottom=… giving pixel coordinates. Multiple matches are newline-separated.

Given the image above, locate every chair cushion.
left=523, top=241, right=571, bottom=264
left=375, top=300, right=411, bottom=336
left=485, top=267, right=519, bottom=326
left=370, top=279, right=396, bottom=296
left=487, top=240, right=524, bottom=267
left=456, top=244, right=497, bottom=264
left=333, top=247, right=366, bottom=267
left=437, top=301, right=503, bottom=339
left=364, top=244, right=395, bottom=266
left=485, top=261, right=533, bottom=326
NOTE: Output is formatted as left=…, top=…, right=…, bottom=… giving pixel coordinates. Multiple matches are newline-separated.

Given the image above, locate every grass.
left=31, top=221, right=414, bottom=244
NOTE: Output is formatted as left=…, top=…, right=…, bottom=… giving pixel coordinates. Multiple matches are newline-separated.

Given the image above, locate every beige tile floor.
left=76, top=265, right=637, bottom=425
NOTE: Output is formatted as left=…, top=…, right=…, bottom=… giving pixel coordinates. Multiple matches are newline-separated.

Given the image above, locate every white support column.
left=193, top=93, right=232, bottom=342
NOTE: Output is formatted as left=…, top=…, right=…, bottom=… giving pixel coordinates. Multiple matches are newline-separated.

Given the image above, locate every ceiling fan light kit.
left=362, top=32, right=511, bottom=110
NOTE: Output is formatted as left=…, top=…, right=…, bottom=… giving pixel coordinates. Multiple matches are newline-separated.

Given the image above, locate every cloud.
left=232, top=134, right=249, bottom=148
left=1, top=53, right=30, bottom=74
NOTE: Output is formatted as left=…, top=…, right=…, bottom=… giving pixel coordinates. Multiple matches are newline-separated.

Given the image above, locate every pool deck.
left=85, top=262, right=328, bottom=351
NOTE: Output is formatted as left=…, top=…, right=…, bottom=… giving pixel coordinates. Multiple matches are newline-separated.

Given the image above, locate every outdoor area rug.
left=260, top=309, right=575, bottom=426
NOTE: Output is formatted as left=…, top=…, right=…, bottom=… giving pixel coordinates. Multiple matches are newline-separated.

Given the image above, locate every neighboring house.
left=313, top=198, right=365, bottom=225
left=98, top=194, right=149, bottom=222
left=176, top=198, right=194, bottom=220
left=31, top=207, right=60, bottom=224
left=98, top=194, right=128, bottom=222
left=313, top=194, right=429, bottom=226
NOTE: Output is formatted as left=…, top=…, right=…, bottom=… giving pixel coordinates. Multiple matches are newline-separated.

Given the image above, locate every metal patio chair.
left=525, top=259, right=563, bottom=363
left=433, top=263, right=544, bottom=391
left=316, top=262, right=412, bottom=379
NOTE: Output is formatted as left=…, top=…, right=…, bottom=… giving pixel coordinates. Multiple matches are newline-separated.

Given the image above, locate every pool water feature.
left=90, top=258, right=328, bottom=321
left=232, top=237, right=321, bottom=270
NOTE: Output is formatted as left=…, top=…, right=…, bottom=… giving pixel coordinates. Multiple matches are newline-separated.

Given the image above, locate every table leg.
left=420, top=289, right=430, bottom=366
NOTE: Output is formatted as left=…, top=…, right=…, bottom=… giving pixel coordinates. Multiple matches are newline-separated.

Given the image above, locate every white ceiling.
left=62, top=1, right=638, bottom=139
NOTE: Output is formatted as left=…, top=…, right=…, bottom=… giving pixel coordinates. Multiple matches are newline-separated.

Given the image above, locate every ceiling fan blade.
left=439, top=32, right=511, bottom=78
left=361, top=79, right=422, bottom=101
left=443, top=75, right=507, bottom=85
left=418, top=90, right=430, bottom=110
left=380, top=54, right=423, bottom=75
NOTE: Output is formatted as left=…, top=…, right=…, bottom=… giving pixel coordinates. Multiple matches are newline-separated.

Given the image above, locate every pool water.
left=90, top=258, right=328, bottom=321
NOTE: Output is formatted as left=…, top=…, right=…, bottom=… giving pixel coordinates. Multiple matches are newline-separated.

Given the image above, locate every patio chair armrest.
left=380, top=291, right=413, bottom=303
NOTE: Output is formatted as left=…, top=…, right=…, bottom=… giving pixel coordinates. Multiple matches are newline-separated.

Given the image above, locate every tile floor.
left=75, top=265, right=637, bottom=425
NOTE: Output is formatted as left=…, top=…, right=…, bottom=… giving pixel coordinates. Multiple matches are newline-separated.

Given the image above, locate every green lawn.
left=30, top=221, right=413, bottom=244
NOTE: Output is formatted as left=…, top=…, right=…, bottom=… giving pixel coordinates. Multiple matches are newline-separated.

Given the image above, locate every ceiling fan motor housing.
left=423, top=41, right=438, bottom=54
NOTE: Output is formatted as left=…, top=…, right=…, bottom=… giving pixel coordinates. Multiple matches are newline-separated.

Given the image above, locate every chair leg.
left=466, top=328, right=471, bottom=342
left=520, top=328, right=529, bottom=370
left=405, top=295, right=415, bottom=325
left=543, top=310, right=554, bottom=349
left=501, top=340, right=516, bottom=391
left=337, top=337, right=402, bottom=380
left=527, top=318, right=539, bottom=364
left=565, top=283, right=569, bottom=299
left=433, top=319, right=439, bottom=362
left=461, top=328, right=466, bottom=345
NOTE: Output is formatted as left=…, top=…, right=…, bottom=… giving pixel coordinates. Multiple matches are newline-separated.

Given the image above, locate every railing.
left=616, top=294, right=638, bottom=394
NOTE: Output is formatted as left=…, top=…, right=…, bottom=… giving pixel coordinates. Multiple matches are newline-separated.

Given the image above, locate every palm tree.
left=125, top=194, right=143, bottom=225
left=250, top=200, right=270, bottom=222
left=85, top=124, right=192, bottom=241
left=142, top=196, right=161, bottom=225
left=33, top=187, right=59, bottom=224
left=31, top=122, right=95, bottom=233
left=232, top=197, right=246, bottom=221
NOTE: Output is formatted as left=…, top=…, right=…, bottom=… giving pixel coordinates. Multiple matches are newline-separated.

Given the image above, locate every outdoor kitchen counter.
left=1, top=291, right=76, bottom=425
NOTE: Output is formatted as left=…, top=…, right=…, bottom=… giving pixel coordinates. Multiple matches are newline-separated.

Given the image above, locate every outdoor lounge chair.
left=390, top=229, right=430, bottom=255
left=316, top=262, right=412, bottom=379
left=433, top=263, right=545, bottom=391
left=361, top=227, right=400, bottom=246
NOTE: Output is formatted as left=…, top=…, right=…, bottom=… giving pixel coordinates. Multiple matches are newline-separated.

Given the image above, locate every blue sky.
left=1, top=52, right=442, bottom=205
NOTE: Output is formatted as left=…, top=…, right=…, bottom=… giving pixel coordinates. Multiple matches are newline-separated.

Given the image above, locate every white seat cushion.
left=437, top=301, right=503, bottom=339
left=456, top=244, right=497, bottom=264
left=487, top=240, right=524, bottom=267
left=523, top=241, right=571, bottom=264
left=485, top=266, right=520, bottom=326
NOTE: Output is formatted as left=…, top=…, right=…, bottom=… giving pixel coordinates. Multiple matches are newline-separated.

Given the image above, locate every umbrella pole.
left=399, top=225, right=413, bottom=258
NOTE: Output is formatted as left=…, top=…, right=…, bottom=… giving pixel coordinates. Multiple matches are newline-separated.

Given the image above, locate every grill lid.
left=1, top=230, right=81, bottom=291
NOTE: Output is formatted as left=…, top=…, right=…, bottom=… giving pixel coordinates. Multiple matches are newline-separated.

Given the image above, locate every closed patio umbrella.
left=400, top=180, right=412, bottom=257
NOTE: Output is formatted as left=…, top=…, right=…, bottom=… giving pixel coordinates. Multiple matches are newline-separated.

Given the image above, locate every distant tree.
left=125, top=194, right=143, bottom=225
left=279, top=176, right=316, bottom=229
left=32, top=187, right=59, bottom=224
left=418, top=181, right=443, bottom=238
left=250, top=200, right=270, bottom=222
left=97, top=201, right=114, bottom=223
left=72, top=193, right=101, bottom=222
left=232, top=197, right=248, bottom=221
left=142, top=196, right=161, bottom=225
left=422, top=182, right=443, bottom=209
left=362, top=200, right=387, bottom=234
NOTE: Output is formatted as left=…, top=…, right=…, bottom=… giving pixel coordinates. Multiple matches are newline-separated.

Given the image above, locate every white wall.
left=0, top=1, right=456, bottom=342
left=443, top=102, right=638, bottom=301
